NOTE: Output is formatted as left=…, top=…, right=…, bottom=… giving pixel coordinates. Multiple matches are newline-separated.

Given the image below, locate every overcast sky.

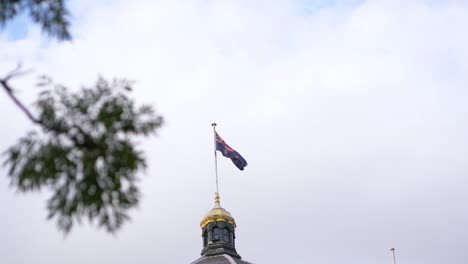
left=1, top=0, right=468, bottom=263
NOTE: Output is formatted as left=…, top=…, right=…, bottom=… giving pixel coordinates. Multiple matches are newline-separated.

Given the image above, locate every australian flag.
left=215, top=132, right=248, bottom=170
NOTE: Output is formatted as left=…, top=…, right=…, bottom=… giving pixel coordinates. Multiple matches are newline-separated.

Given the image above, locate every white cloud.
left=1, top=0, right=468, bottom=263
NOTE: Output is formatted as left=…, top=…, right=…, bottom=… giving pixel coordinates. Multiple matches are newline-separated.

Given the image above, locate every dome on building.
left=200, top=194, right=236, bottom=229
left=191, top=193, right=253, bottom=264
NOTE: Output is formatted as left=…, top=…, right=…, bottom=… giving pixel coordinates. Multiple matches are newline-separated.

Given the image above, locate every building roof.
left=191, top=254, right=254, bottom=264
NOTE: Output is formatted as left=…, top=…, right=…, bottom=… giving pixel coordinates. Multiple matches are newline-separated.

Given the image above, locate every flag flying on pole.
left=215, top=132, right=248, bottom=170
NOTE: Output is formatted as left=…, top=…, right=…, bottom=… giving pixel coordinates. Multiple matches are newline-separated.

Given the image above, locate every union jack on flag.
left=215, top=132, right=248, bottom=170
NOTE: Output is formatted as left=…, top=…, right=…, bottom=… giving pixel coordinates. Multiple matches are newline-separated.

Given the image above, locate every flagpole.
left=390, top=248, right=396, bottom=264
left=212, top=123, right=219, bottom=196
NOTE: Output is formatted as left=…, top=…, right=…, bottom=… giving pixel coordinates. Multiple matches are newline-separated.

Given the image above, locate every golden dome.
left=200, top=193, right=236, bottom=229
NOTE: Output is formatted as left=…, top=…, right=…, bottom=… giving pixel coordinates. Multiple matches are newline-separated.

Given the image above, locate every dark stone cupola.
left=199, top=193, right=240, bottom=258
left=191, top=193, right=252, bottom=264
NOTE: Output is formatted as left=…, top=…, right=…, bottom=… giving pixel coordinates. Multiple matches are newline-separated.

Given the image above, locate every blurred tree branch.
left=0, top=0, right=71, bottom=40
left=1, top=65, right=40, bottom=124
left=0, top=1, right=165, bottom=234
left=1, top=72, right=164, bottom=233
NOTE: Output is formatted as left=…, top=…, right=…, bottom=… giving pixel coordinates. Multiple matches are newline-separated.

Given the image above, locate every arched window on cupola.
left=222, top=228, right=230, bottom=243
left=212, top=227, right=220, bottom=241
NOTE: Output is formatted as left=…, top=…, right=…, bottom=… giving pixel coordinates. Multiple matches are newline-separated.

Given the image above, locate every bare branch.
left=0, top=76, right=42, bottom=125
left=3, top=63, right=34, bottom=82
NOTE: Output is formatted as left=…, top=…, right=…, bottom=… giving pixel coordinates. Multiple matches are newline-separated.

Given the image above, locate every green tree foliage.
left=1, top=1, right=165, bottom=234
left=0, top=0, right=71, bottom=40
left=3, top=77, right=163, bottom=233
